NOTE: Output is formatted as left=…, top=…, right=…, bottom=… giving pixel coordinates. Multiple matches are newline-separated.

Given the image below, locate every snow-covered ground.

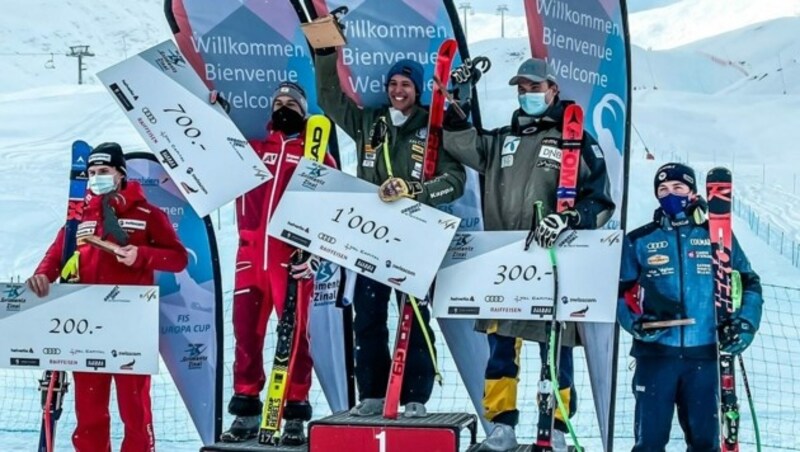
left=2, top=0, right=800, bottom=450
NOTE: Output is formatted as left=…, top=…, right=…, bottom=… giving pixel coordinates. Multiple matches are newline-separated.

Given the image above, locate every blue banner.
left=126, top=153, right=223, bottom=445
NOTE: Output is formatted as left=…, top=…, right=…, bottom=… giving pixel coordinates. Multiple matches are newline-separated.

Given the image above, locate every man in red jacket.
left=27, top=142, right=188, bottom=452
left=222, top=82, right=337, bottom=445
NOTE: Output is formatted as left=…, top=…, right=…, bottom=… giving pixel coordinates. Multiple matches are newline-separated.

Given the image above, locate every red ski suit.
left=233, top=125, right=336, bottom=406
left=35, top=181, right=188, bottom=452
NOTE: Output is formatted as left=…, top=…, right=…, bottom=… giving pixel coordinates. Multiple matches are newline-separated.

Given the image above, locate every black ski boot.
left=220, top=394, right=262, bottom=443
left=281, top=419, right=307, bottom=446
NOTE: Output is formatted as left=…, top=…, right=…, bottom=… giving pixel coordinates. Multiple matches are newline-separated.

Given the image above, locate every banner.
left=1, top=282, right=159, bottom=375
left=524, top=1, right=631, bottom=449
left=167, top=0, right=318, bottom=140
left=126, top=153, right=223, bottom=445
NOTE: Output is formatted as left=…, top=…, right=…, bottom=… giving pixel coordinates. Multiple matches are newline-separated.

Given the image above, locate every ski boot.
left=281, top=418, right=307, bottom=446
left=477, top=424, right=518, bottom=451
left=219, top=415, right=260, bottom=442
left=403, top=402, right=428, bottom=418
left=220, top=394, right=262, bottom=442
left=349, top=398, right=385, bottom=416
left=551, top=429, right=568, bottom=452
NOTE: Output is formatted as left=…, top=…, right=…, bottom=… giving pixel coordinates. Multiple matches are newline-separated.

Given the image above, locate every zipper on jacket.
left=675, top=225, right=686, bottom=351
left=263, top=135, right=293, bottom=270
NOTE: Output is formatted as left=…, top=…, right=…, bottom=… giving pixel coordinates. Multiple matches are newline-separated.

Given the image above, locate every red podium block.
left=309, top=412, right=477, bottom=452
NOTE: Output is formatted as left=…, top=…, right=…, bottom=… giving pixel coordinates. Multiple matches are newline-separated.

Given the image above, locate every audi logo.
left=317, top=233, right=337, bottom=244
left=646, top=241, right=668, bottom=251
left=42, top=348, right=61, bottom=355
left=484, top=295, right=505, bottom=303
left=141, top=107, right=157, bottom=124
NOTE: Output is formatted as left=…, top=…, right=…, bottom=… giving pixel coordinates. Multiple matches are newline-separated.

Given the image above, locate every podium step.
left=308, top=411, right=477, bottom=452
left=200, top=438, right=306, bottom=451
left=466, top=445, right=578, bottom=452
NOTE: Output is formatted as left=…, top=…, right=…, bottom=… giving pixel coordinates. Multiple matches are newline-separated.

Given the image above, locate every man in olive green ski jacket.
left=443, top=57, right=614, bottom=451
left=314, top=48, right=465, bottom=418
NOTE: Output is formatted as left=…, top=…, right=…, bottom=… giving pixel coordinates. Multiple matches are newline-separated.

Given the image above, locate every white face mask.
left=388, top=107, right=409, bottom=126
left=88, top=174, right=117, bottom=195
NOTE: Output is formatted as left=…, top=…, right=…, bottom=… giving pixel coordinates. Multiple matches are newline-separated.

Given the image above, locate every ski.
left=37, top=140, right=90, bottom=451
left=257, top=124, right=329, bottom=444
left=383, top=38, right=457, bottom=420
left=707, top=167, right=740, bottom=452
left=532, top=104, right=583, bottom=452
left=303, top=114, right=331, bottom=163
left=258, top=250, right=306, bottom=445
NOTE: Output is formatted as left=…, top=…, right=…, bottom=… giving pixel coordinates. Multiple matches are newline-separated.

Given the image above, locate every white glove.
left=534, top=212, right=578, bottom=249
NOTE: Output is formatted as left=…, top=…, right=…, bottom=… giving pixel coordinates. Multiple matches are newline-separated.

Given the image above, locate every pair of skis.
left=528, top=104, right=584, bottom=452
left=37, top=140, right=91, bottom=451
left=257, top=115, right=332, bottom=445
left=707, top=168, right=761, bottom=452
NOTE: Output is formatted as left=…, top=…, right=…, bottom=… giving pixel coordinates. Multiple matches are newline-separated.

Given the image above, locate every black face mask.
left=271, top=106, right=304, bottom=135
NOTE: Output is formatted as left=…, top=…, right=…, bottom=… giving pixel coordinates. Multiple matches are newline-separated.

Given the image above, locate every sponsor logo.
left=558, top=231, right=581, bottom=247
left=10, top=358, right=39, bottom=367
left=439, top=219, right=459, bottom=230
left=484, top=295, right=505, bottom=303
left=355, top=259, right=376, bottom=274
left=385, top=260, right=416, bottom=277
left=288, top=222, right=310, bottom=233
left=591, top=144, right=604, bottom=159
left=70, top=348, right=104, bottom=355
left=536, top=160, right=560, bottom=171
left=2, top=284, right=26, bottom=303
left=253, top=165, right=270, bottom=180
left=688, top=250, right=712, bottom=259
left=697, top=263, right=712, bottom=275
left=119, top=359, right=136, bottom=371
left=10, top=347, right=33, bottom=354
left=501, top=154, right=514, bottom=168
left=159, top=150, right=178, bottom=169
left=647, top=254, right=670, bottom=266
left=140, top=288, right=157, bottom=302
left=448, top=306, right=480, bottom=315
left=180, top=181, right=199, bottom=194
left=118, top=219, right=147, bottom=231
left=564, top=297, right=598, bottom=304
left=647, top=241, right=668, bottom=251
left=449, top=296, right=475, bottom=302
left=401, top=204, right=422, bottom=215
left=317, top=232, right=337, bottom=244
left=415, top=127, right=428, bottom=139
left=262, top=152, right=279, bottom=165
left=184, top=167, right=209, bottom=194
left=690, top=238, right=711, bottom=246
left=300, top=163, right=329, bottom=190
left=531, top=306, right=554, bottom=316
left=538, top=145, right=561, bottom=161
left=490, top=307, right=522, bottom=313
left=86, top=359, right=106, bottom=369
left=42, top=348, right=61, bottom=355
left=450, top=233, right=475, bottom=260
left=48, top=359, right=78, bottom=366
left=280, top=230, right=311, bottom=248
left=109, top=83, right=134, bottom=111
left=122, top=79, right=139, bottom=100
left=6, top=303, right=21, bottom=312
left=502, top=136, right=520, bottom=155
left=155, top=48, right=186, bottom=73
left=160, top=323, right=211, bottom=334
left=182, top=343, right=208, bottom=370
left=111, top=350, right=142, bottom=358
left=570, top=306, right=589, bottom=318
left=514, top=296, right=530, bottom=302
left=561, top=296, right=569, bottom=305
left=141, top=107, right=156, bottom=124
left=319, top=245, right=347, bottom=261
left=104, top=286, right=130, bottom=303
left=388, top=276, right=407, bottom=286
left=602, top=232, right=622, bottom=246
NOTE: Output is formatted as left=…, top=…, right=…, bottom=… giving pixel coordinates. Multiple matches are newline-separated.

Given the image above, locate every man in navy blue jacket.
left=617, top=162, right=763, bottom=451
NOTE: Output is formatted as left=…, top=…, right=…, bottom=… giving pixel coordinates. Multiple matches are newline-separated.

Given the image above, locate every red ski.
left=533, top=103, right=583, bottom=452
left=383, top=38, right=458, bottom=420
left=707, top=167, right=740, bottom=452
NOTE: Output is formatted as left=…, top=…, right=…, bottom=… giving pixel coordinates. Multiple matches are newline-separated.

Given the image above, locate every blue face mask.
left=88, top=175, right=117, bottom=195
left=659, top=193, right=690, bottom=217
left=518, top=92, right=548, bottom=116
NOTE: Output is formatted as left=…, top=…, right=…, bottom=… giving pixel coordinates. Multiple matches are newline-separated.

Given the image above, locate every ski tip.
left=707, top=167, right=732, bottom=182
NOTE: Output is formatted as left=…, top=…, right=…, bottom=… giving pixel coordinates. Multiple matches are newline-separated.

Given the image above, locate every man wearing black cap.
left=313, top=41, right=466, bottom=417
left=221, top=81, right=338, bottom=444
left=442, top=58, right=615, bottom=451
left=617, top=162, right=763, bottom=450
left=27, top=142, right=188, bottom=452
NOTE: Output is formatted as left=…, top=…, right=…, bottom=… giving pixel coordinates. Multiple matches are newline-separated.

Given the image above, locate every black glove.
left=718, top=317, right=756, bottom=355
left=443, top=100, right=471, bottom=131
left=209, top=90, right=231, bottom=113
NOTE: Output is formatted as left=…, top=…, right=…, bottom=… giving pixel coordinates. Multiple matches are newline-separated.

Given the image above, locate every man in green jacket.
left=443, top=58, right=615, bottom=451
left=314, top=48, right=466, bottom=418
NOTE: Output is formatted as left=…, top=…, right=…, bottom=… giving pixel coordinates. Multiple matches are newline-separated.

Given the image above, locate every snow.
left=1, top=0, right=800, bottom=450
